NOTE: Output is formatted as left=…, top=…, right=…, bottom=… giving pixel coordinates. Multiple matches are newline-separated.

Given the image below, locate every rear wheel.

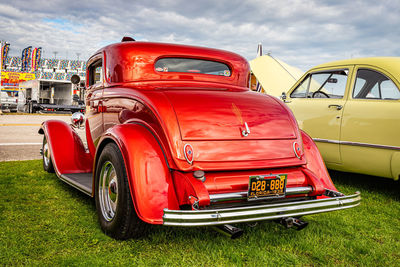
left=42, top=136, right=55, bottom=173
left=95, top=143, right=147, bottom=239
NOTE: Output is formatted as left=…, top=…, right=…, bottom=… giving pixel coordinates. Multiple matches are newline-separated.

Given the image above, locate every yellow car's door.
left=286, top=67, right=353, bottom=164
left=340, top=66, right=400, bottom=179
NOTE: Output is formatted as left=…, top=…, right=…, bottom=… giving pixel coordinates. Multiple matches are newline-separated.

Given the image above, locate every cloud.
left=0, top=0, right=399, bottom=70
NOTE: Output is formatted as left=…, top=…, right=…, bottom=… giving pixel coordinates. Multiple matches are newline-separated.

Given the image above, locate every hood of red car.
left=163, top=89, right=297, bottom=141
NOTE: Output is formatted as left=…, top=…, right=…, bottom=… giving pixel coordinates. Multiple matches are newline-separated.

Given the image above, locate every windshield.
left=155, top=58, right=231, bottom=76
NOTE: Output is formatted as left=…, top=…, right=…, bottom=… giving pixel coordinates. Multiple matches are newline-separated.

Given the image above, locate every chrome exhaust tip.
left=214, top=224, right=244, bottom=239
left=277, top=217, right=308, bottom=231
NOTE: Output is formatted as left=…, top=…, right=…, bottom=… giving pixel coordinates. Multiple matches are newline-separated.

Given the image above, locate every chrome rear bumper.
left=163, top=192, right=361, bottom=226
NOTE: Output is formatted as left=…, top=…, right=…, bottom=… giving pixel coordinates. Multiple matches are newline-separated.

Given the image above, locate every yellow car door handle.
left=328, top=104, right=343, bottom=110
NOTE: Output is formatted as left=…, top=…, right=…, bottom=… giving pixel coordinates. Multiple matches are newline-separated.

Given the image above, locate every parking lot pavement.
left=0, top=114, right=86, bottom=162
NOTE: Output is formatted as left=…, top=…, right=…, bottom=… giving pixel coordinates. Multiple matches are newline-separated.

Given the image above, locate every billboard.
left=1, top=71, right=36, bottom=90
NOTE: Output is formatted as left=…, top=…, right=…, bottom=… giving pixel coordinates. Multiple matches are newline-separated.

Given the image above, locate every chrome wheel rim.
left=98, top=161, right=118, bottom=221
left=43, top=139, right=50, bottom=167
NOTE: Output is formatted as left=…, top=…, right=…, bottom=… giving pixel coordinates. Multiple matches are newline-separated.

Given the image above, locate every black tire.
left=42, top=136, right=55, bottom=173
left=95, top=143, right=147, bottom=239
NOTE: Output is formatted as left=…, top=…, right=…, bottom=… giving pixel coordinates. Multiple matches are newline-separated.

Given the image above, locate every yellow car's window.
left=291, top=70, right=348, bottom=99
left=353, top=69, right=400, bottom=100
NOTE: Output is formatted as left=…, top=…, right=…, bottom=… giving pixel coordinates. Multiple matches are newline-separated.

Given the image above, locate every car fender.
left=301, top=130, right=337, bottom=194
left=39, top=120, right=93, bottom=174
left=97, top=123, right=179, bottom=224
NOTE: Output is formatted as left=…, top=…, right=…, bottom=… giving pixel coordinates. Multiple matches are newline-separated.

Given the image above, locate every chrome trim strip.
left=163, top=192, right=361, bottom=226
left=341, top=141, right=400, bottom=150
left=313, top=138, right=400, bottom=151
left=209, top=186, right=312, bottom=203
left=313, top=138, right=340, bottom=144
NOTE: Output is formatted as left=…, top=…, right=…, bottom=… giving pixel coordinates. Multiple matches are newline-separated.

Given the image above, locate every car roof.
left=312, top=57, right=400, bottom=76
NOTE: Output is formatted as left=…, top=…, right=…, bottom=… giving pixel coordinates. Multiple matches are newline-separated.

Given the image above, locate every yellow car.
left=284, top=57, right=400, bottom=180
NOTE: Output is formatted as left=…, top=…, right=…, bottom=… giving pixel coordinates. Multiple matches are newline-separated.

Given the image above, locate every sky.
left=0, top=0, right=399, bottom=70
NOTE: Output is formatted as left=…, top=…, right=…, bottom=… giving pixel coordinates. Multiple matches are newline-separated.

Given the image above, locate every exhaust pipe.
left=277, top=217, right=308, bottom=231
left=214, top=224, right=244, bottom=239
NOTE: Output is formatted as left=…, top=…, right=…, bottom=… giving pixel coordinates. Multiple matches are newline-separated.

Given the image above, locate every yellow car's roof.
left=312, top=57, right=400, bottom=76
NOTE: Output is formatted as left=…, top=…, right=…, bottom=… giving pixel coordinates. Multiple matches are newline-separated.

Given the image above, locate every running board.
left=59, top=173, right=93, bottom=196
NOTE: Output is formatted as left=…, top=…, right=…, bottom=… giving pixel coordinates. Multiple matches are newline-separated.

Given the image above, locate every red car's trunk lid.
left=163, top=90, right=297, bottom=141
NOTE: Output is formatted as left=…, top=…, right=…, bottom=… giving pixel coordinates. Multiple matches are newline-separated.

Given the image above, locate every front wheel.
left=42, top=136, right=55, bottom=173
left=95, top=143, right=147, bottom=239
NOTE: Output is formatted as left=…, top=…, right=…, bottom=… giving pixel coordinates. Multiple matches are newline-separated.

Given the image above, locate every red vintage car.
left=39, top=38, right=360, bottom=239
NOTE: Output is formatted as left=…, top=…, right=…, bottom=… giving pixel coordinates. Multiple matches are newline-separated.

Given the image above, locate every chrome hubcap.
left=99, top=161, right=118, bottom=221
left=43, top=140, right=50, bottom=167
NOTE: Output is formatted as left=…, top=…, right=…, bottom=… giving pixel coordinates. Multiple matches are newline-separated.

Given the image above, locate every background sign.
left=1, top=71, right=36, bottom=87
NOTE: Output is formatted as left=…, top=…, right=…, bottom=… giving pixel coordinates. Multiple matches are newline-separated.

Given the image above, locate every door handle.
left=328, top=104, right=343, bottom=110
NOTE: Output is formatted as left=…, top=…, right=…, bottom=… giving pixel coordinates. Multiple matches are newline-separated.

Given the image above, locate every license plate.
left=247, top=174, right=287, bottom=200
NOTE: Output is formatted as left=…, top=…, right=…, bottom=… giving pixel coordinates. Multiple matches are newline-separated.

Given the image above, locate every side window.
left=381, top=80, right=400, bottom=99
left=353, top=77, right=366, bottom=97
left=353, top=69, right=400, bottom=100
left=88, top=58, right=103, bottom=86
left=291, top=70, right=348, bottom=99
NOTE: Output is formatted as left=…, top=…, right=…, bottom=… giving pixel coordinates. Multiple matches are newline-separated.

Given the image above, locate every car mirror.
left=327, top=78, right=337, bottom=83
left=71, top=74, right=80, bottom=85
left=280, top=92, right=291, bottom=103
left=71, top=74, right=86, bottom=90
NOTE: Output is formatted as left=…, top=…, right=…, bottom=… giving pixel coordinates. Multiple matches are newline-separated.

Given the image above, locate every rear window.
left=155, top=58, right=231, bottom=76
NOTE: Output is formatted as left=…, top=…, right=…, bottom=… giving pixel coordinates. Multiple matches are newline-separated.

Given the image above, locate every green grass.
left=0, top=160, right=399, bottom=266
